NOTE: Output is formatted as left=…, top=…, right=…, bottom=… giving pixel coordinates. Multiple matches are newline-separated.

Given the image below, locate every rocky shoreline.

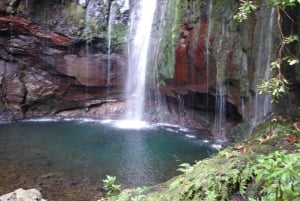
left=0, top=166, right=103, bottom=201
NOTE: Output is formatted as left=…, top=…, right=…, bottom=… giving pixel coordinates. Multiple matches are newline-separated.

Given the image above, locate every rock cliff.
left=0, top=0, right=299, bottom=135
left=0, top=0, right=128, bottom=120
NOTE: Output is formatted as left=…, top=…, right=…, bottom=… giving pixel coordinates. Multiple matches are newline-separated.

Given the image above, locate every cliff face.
left=160, top=0, right=280, bottom=133
left=0, top=0, right=129, bottom=120
left=0, top=0, right=299, bottom=136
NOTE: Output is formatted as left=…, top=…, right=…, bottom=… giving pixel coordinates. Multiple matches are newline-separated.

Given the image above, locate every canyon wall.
left=0, top=0, right=299, bottom=138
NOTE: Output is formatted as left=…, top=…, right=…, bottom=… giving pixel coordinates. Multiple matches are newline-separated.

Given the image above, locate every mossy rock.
left=64, top=2, right=86, bottom=25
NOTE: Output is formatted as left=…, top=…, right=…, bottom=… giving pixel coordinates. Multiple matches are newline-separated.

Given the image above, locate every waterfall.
left=107, top=1, right=117, bottom=87
left=84, top=1, right=91, bottom=51
left=116, top=0, right=129, bottom=13
left=205, top=0, right=213, bottom=110
left=241, top=53, right=249, bottom=121
left=213, top=20, right=227, bottom=143
left=83, top=0, right=93, bottom=109
left=124, top=0, right=157, bottom=121
left=145, top=0, right=170, bottom=122
left=252, top=6, right=275, bottom=125
left=262, top=8, right=275, bottom=117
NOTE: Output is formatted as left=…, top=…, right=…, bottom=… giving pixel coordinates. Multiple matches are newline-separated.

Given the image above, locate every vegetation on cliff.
left=234, top=0, right=300, bottom=103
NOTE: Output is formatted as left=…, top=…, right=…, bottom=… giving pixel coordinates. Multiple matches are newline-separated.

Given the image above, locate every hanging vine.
left=234, top=0, right=300, bottom=102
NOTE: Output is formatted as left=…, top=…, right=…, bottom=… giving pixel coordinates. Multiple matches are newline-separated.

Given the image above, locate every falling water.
left=213, top=20, right=227, bottom=143
left=124, top=0, right=157, bottom=120
left=253, top=6, right=275, bottom=125
left=205, top=0, right=213, bottom=110
left=145, top=0, right=170, bottom=122
left=83, top=0, right=93, bottom=109
left=241, top=53, right=249, bottom=121
left=83, top=3, right=89, bottom=41
left=107, top=1, right=118, bottom=87
left=262, top=8, right=275, bottom=117
left=116, top=0, right=129, bottom=13
left=214, top=85, right=227, bottom=143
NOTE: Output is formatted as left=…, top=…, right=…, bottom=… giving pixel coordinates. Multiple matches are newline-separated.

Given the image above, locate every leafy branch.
left=234, top=0, right=300, bottom=102
left=268, top=0, right=300, bottom=8
left=258, top=4, right=299, bottom=102
left=233, top=0, right=258, bottom=22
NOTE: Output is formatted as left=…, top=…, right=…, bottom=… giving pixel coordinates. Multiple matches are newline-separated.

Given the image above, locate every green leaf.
left=287, top=58, right=299, bottom=65
left=284, top=35, right=299, bottom=44
left=233, top=0, right=258, bottom=22
left=177, top=163, right=193, bottom=173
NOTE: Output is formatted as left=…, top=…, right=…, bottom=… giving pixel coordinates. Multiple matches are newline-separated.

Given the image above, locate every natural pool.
left=0, top=118, right=217, bottom=200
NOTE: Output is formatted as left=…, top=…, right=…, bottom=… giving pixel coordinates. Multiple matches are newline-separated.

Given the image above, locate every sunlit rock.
left=0, top=188, right=46, bottom=201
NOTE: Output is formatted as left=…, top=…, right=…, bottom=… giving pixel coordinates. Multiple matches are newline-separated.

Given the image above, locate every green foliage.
left=108, top=24, right=127, bottom=52
left=234, top=0, right=300, bottom=103
left=258, top=51, right=299, bottom=102
left=154, top=0, right=183, bottom=83
left=268, top=0, right=300, bottom=8
left=105, top=120, right=300, bottom=201
left=64, top=2, right=85, bottom=25
left=283, top=35, right=299, bottom=44
left=162, top=149, right=256, bottom=201
left=130, top=195, right=147, bottom=201
left=81, top=17, right=106, bottom=42
left=258, top=77, right=289, bottom=102
left=166, top=155, right=255, bottom=201
left=176, top=163, right=193, bottom=173
left=103, top=175, right=121, bottom=196
left=108, top=155, right=255, bottom=201
left=233, top=0, right=258, bottom=22
left=251, top=150, right=300, bottom=201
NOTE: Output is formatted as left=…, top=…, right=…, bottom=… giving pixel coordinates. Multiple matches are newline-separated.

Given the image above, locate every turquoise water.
left=0, top=119, right=217, bottom=187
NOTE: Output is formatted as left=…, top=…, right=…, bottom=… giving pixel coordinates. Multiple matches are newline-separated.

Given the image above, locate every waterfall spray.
left=124, top=0, right=157, bottom=121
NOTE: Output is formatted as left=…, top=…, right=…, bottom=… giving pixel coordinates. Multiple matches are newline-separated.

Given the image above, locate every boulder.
left=0, top=188, right=46, bottom=201
left=56, top=53, right=126, bottom=87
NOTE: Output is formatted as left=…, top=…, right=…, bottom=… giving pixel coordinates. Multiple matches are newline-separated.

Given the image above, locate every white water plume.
left=124, top=0, right=157, bottom=121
